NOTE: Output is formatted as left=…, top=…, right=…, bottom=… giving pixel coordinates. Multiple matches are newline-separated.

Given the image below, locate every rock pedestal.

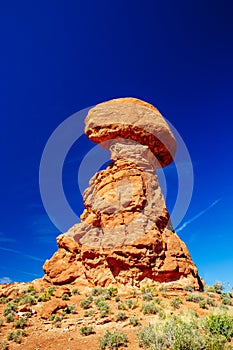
left=43, top=98, right=203, bottom=291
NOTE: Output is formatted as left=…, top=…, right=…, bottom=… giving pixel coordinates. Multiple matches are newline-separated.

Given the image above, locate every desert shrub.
left=19, top=295, right=37, bottom=305
left=159, top=285, right=167, bottom=293
left=184, top=285, right=194, bottom=292
left=37, top=292, right=51, bottom=302
left=79, top=325, right=94, bottom=336
left=22, top=286, right=36, bottom=295
left=5, top=313, right=14, bottom=323
left=0, top=319, right=3, bottom=326
left=4, top=303, right=17, bottom=316
left=107, top=287, right=118, bottom=297
left=115, top=312, right=127, bottom=322
left=207, top=282, right=225, bottom=294
left=130, top=290, right=137, bottom=298
left=170, top=297, right=182, bottom=309
left=138, top=323, right=167, bottom=349
left=186, top=292, right=204, bottom=303
left=0, top=340, right=8, bottom=350
left=92, top=287, right=104, bottom=296
left=125, top=298, right=135, bottom=309
left=7, top=332, right=14, bottom=341
left=80, top=296, right=93, bottom=309
left=49, top=314, right=61, bottom=327
left=221, top=293, right=232, bottom=306
left=141, top=301, right=160, bottom=315
left=219, top=305, right=229, bottom=312
left=99, top=329, right=128, bottom=349
left=48, top=287, right=55, bottom=296
left=129, top=316, right=140, bottom=326
left=14, top=317, right=27, bottom=329
left=0, top=297, right=8, bottom=304
left=84, top=309, right=95, bottom=317
left=205, top=334, right=227, bottom=350
left=63, top=304, right=77, bottom=314
left=116, top=301, right=126, bottom=310
left=142, top=292, right=154, bottom=301
left=94, top=297, right=104, bottom=306
left=138, top=316, right=206, bottom=350
left=61, top=293, right=70, bottom=300
left=199, top=299, right=209, bottom=309
left=7, top=330, right=27, bottom=344
left=154, top=297, right=162, bottom=305
left=158, top=310, right=166, bottom=320
left=204, top=312, right=233, bottom=341
left=72, top=288, right=80, bottom=295
left=207, top=297, right=217, bottom=307
left=141, top=285, right=156, bottom=294
left=115, top=296, right=120, bottom=302
left=97, top=301, right=110, bottom=317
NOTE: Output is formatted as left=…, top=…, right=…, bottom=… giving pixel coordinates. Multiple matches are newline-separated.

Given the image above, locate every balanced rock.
left=43, top=97, right=203, bottom=291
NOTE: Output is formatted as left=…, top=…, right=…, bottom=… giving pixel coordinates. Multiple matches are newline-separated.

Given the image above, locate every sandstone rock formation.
left=43, top=97, right=203, bottom=291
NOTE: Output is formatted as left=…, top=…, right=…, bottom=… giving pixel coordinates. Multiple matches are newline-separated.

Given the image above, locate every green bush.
left=63, top=304, right=77, bottom=314
left=84, top=309, right=95, bottom=317
left=125, top=298, right=135, bottom=309
left=19, top=295, right=37, bottom=305
left=207, top=297, right=217, bottom=307
left=130, top=290, right=137, bottom=298
left=129, top=316, right=140, bottom=327
left=0, top=297, right=8, bottom=304
left=79, top=325, right=94, bottom=336
left=4, top=303, right=17, bottom=316
left=5, top=313, right=14, bottom=323
left=115, top=312, right=127, bottom=322
left=22, top=286, right=36, bottom=295
left=107, top=287, right=118, bottom=297
left=141, top=301, right=159, bottom=315
left=115, top=296, right=120, bottom=302
left=186, top=293, right=204, bottom=303
left=7, top=330, right=27, bottom=344
left=205, top=334, right=227, bottom=350
left=138, top=316, right=206, bottom=350
left=184, top=285, right=194, bottom=292
left=0, top=340, right=8, bottom=350
left=205, top=313, right=233, bottom=341
left=221, top=293, right=232, bottom=306
left=116, top=301, right=126, bottom=310
left=61, top=293, right=70, bottom=301
left=37, top=292, right=51, bottom=302
left=199, top=299, right=208, bottom=309
left=72, top=288, right=80, bottom=295
left=80, top=296, right=93, bottom=309
left=97, top=301, right=110, bottom=317
left=170, top=297, right=182, bottom=309
left=142, top=292, right=154, bottom=301
left=99, top=329, right=128, bottom=349
left=48, top=287, right=55, bottom=296
left=91, top=287, right=104, bottom=296
left=14, top=317, right=27, bottom=329
left=207, top=282, right=225, bottom=294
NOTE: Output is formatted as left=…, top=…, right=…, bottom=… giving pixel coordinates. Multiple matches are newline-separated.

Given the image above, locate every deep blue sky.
left=1, top=0, right=233, bottom=288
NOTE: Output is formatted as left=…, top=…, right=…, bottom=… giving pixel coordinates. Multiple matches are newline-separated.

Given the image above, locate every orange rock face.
left=43, top=97, right=203, bottom=291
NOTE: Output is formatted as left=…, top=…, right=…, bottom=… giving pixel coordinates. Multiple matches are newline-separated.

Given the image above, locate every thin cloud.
left=0, top=246, right=44, bottom=262
left=0, top=276, right=12, bottom=284
left=0, top=232, right=16, bottom=243
left=176, top=198, right=221, bottom=233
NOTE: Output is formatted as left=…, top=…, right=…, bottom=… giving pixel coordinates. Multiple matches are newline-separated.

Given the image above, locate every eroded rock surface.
left=43, top=97, right=203, bottom=290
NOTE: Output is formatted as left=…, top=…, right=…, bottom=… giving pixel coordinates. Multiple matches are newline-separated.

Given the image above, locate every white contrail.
left=176, top=198, right=221, bottom=233
left=0, top=246, right=44, bottom=262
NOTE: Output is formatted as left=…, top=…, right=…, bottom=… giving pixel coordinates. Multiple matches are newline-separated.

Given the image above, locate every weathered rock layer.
left=43, top=97, right=203, bottom=291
